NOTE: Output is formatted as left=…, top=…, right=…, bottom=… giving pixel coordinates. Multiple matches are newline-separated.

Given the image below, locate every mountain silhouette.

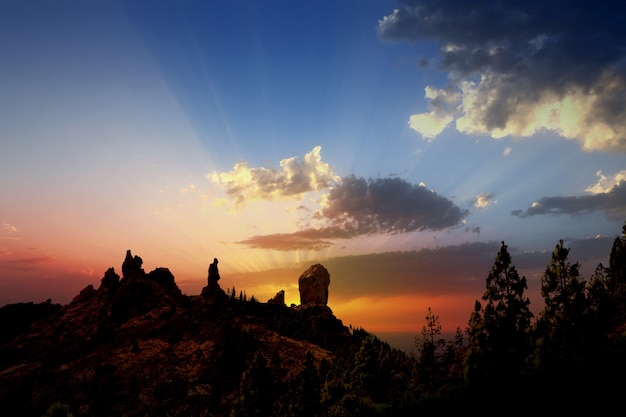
left=0, top=250, right=415, bottom=417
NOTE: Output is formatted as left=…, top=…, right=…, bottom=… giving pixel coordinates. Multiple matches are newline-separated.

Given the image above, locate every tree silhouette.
left=465, top=241, right=533, bottom=383
left=534, top=240, right=586, bottom=371
left=415, top=307, right=445, bottom=390
left=609, top=221, right=626, bottom=321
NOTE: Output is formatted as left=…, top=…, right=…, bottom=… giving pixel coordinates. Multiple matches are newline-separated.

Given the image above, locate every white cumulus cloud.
left=209, top=146, right=339, bottom=208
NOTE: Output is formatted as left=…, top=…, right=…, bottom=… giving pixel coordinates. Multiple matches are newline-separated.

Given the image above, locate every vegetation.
left=408, top=221, right=626, bottom=412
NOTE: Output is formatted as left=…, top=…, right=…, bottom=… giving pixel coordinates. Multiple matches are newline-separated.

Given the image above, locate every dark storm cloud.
left=512, top=181, right=626, bottom=219
left=378, top=1, right=626, bottom=151
left=322, top=176, right=467, bottom=233
left=379, top=0, right=625, bottom=82
left=237, top=175, right=468, bottom=251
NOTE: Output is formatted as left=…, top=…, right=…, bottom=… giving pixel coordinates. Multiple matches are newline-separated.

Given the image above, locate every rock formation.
left=71, top=284, right=96, bottom=304
left=298, top=264, right=330, bottom=305
left=109, top=250, right=183, bottom=323
left=121, top=249, right=144, bottom=279
left=267, top=290, right=285, bottom=306
left=148, top=267, right=181, bottom=296
left=202, top=257, right=225, bottom=298
left=100, top=267, right=120, bottom=293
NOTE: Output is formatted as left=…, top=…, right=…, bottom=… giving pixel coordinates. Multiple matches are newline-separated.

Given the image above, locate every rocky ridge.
left=0, top=250, right=373, bottom=417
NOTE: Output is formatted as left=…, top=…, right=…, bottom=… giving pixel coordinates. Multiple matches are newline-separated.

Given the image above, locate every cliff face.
left=0, top=251, right=388, bottom=417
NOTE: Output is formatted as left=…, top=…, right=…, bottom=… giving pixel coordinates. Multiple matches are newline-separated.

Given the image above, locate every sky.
left=2, top=0, right=626, bottom=345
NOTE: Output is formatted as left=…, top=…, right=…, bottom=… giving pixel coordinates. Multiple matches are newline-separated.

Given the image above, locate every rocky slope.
left=0, top=251, right=411, bottom=417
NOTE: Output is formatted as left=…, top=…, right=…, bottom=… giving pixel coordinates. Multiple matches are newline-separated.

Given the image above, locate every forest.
left=403, top=221, right=626, bottom=412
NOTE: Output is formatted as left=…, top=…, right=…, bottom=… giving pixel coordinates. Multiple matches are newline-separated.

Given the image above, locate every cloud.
left=216, top=149, right=469, bottom=251
left=408, top=86, right=458, bottom=138
left=586, top=169, right=626, bottom=194
left=3, top=224, right=17, bottom=233
left=325, top=242, right=527, bottom=299
left=378, top=1, right=626, bottom=152
left=232, top=237, right=614, bottom=302
left=228, top=237, right=613, bottom=332
left=322, top=176, right=467, bottom=231
left=1, top=223, right=22, bottom=240
left=237, top=175, right=468, bottom=250
left=0, top=255, right=57, bottom=269
left=512, top=170, right=626, bottom=219
left=473, top=192, right=493, bottom=209
left=236, top=229, right=339, bottom=251
left=209, top=146, right=339, bottom=208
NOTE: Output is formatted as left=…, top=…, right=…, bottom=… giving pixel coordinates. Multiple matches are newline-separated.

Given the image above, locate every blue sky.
left=1, top=0, right=625, bottom=335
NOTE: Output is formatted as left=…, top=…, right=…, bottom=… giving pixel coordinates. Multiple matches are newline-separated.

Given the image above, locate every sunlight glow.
left=332, top=294, right=477, bottom=333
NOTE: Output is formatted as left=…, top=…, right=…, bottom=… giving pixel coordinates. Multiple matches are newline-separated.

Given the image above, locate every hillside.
left=0, top=251, right=416, bottom=417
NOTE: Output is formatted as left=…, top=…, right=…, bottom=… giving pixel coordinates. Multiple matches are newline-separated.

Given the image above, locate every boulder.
left=298, top=264, right=330, bottom=306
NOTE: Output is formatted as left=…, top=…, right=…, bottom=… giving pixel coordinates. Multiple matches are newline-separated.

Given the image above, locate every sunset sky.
left=2, top=1, right=626, bottom=347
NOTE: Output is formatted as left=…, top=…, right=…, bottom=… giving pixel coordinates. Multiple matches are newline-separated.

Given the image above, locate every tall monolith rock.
left=298, top=264, right=330, bottom=305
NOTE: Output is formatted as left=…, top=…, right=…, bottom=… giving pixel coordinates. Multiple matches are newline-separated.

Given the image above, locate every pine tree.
left=465, top=242, right=533, bottom=383
left=608, top=221, right=626, bottom=320
left=583, top=263, right=614, bottom=355
left=586, top=263, right=612, bottom=326
left=582, top=222, right=626, bottom=335
left=535, top=240, right=586, bottom=370
left=576, top=223, right=626, bottom=364
left=415, top=307, right=445, bottom=390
